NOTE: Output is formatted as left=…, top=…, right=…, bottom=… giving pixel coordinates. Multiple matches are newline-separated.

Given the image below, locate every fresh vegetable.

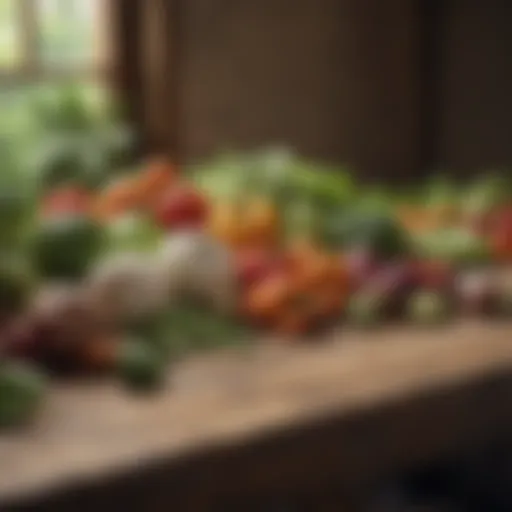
left=30, top=85, right=134, bottom=190
left=41, top=186, right=91, bottom=217
left=93, top=176, right=142, bottom=221
left=412, top=260, right=455, bottom=292
left=322, top=210, right=410, bottom=260
left=244, top=248, right=347, bottom=335
left=0, top=185, right=35, bottom=249
left=413, top=228, right=490, bottom=267
left=345, top=291, right=385, bottom=328
left=0, top=255, right=33, bottom=324
left=283, top=200, right=323, bottom=245
left=115, top=338, right=165, bottom=391
left=235, top=248, right=283, bottom=289
left=136, top=157, right=177, bottom=207
left=80, top=335, right=120, bottom=373
left=155, top=184, right=208, bottom=230
left=489, top=207, right=512, bottom=262
left=462, top=174, right=510, bottom=221
left=105, top=212, right=162, bottom=254
left=31, top=214, right=104, bottom=280
left=208, top=197, right=279, bottom=249
left=497, top=287, right=512, bottom=318
left=157, top=233, right=238, bottom=313
left=455, top=270, right=499, bottom=316
left=0, top=360, right=46, bottom=428
left=87, top=252, right=171, bottom=325
left=407, top=290, right=452, bottom=326
left=0, top=139, right=510, bottom=427
left=344, top=248, right=380, bottom=291
left=20, top=284, right=108, bottom=373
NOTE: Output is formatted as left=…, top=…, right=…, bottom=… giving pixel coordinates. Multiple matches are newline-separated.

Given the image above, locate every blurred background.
left=1, top=0, right=511, bottom=179
left=1, top=1, right=512, bottom=511
left=0, top=0, right=106, bottom=117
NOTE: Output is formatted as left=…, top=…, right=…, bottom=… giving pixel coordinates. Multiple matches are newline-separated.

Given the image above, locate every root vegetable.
left=156, top=233, right=238, bottom=314
left=344, top=247, right=379, bottom=290
left=86, top=253, right=172, bottom=325
left=360, top=262, right=416, bottom=317
left=2, top=284, right=108, bottom=374
left=455, top=269, right=500, bottom=316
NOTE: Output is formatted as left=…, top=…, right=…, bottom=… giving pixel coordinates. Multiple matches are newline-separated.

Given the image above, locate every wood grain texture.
left=437, top=0, right=512, bottom=172
left=176, top=0, right=421, bottom=179
left=2, top=321, right=512, bottom=510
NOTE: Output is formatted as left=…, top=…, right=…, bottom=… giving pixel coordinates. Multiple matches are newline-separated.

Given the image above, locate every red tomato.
left=488, top=206, right=512, bottom=261
left=235, top=248, right=282, bottom=289
left=138, top=157, right=179, bottom=206
left=42, top=187, right=91, bottom=217
left=155, top=185, right=208, bottom=229
left=413, top=259, right=455, bottom=290
left=493, top=206, right=512, bottom=229
left=491, top=226, right=512, bottom=261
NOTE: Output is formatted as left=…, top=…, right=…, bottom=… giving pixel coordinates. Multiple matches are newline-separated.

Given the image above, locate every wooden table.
left=2, top=322, right=512, bottom=511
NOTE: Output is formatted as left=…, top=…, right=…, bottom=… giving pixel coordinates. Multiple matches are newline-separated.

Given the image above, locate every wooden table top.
left=2, top=321, right=512, bottom=509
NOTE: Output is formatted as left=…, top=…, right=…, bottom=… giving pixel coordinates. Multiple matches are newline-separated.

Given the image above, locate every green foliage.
left=412, top=227, right=491, bottom=266
left=28, top=84, right=134, bottom=190
left=322, top=209, right=410, bottom=258
left=0, top=83, right=133, bottom=196
left=129, top=303, right=252, bottom=361
left=0, top=360, right=47, bottom=428
left=30, top=214, right=105, bottom=280
left=116, top=338, right=166, bottom=392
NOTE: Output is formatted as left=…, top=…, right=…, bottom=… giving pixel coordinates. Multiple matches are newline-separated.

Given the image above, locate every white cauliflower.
left=85, top=252, right=172, bottom=324
left=156, top=232, right=238, bottom=313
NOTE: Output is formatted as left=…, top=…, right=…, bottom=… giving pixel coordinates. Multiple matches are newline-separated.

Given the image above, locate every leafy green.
left=463, top=173, right=510, bottom=216
left=191, top=148, right=355, bottom=210
left=31, top=214, right=105, bottom=280
left=412, top=227, right=490, bottom=266
left=129, top=304, right=252, bottom=360
left=105, top=213, right=163, bottom=255
left=421, top=174, right=460, bottom=209
left=322, top=209, right=410, bottom=258
left=116, top=339, right=165, bottom=392
left=0, top=361, right=47, bottom=428
left=25, top=84, right=134, bottom=191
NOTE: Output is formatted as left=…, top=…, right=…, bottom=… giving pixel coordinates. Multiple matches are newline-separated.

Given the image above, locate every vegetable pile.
left=1, top=92, right=512, bottom=428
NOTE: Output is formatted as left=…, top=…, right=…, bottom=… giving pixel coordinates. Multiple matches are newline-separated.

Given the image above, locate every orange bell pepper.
left=208, top=197, right=279, bottom=250
left=93, top=177, right=142, bottom=221
left=243, top=248, right=348, bottom=337
left=137, top=157, right=178, bottom=207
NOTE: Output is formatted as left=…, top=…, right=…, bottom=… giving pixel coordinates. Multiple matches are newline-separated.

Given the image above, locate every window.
left=0, top=0, right=108, bottom=83
left=0, top=0, right=112, bottom=142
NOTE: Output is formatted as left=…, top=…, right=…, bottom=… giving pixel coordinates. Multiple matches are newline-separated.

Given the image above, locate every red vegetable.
left=235, top=248, right=283, bottom=289
left=42, top=186, right=91, bottom=217
left=155, top=184, right=208, bottom=230
left=344, top=248, right=379, bottom=291
left=413, top=259, right=455, bottom=292
left=362, top=262, right=416, bottom=317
